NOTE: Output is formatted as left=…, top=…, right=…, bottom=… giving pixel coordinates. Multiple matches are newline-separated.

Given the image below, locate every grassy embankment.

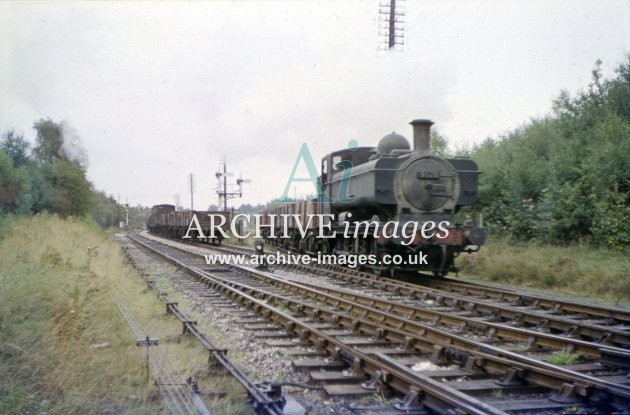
left=0, top=215, right=239, bottom=414
left=457, top=239, right=630, bottom=307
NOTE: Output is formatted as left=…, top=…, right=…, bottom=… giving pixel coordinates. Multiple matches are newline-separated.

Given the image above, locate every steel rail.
left=127, top=233, right=285, bottom=415
left=114, top=293, right=207, bottom=415
left=214, top=241, right=630, bottom=346
left=419, top=276, right=630, bottom=323
left=221, top=265, right=630, bottom=400
left=134, top=233, right=630, bottom=412
left=195, top=240, right=630, bottom=325
left=290, top=263, right=630, bottom=348
left=255, top=271, right=629, bottom=359
left=150, top=235, right=630, bottom=392
left=132, top=233, right=506, bottom=414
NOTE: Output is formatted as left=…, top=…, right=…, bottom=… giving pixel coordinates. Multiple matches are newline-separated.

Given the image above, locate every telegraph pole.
left=189, top=174, right=194, bottom=211
left=124, top=202, right=129, bottom=228
left=378, top=0, right=405, bottom=51
left=388, top=0, right=396, bottom=48
left=222, top=163, right=227, bottom=211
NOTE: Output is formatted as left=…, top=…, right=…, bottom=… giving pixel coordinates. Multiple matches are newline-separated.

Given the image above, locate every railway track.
left=131, top=232, right=630, bottom=414
left=124, top=235, right=287, bottom=415
left=418, top=276, right=630, bottom=323
left=217, top=242, right=630, bottom=351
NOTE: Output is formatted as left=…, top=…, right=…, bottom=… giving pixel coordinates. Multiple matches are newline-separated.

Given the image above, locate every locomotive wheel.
left=305, top=234, right=317, bottom=254
left=358, top=237, right=371, bottom=255
left=319, top=239, right=331, bottom=254
left=430, top=245, right=449, bottom=277
left=369, top=238, right=392, bottom=277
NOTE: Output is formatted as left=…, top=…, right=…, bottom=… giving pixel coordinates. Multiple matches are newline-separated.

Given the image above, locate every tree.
left=33, top=119, right=64, bottom=164
left=470, top=58, right=629, bottom=248
left=29, top=119, right=93, bottom=217
left=1, top=130, right=30, bottom=167
left=32, top=119, right=88, bottom=170
left=40, top=161, right=92, bottom=218
left=91, top=191, right=123, bottom=228
left=0, top=149, right=33, bottom=214
left=0, top=150, right=20, bottom=213
left=127, top=205, right=151, bottom=229
left=430, top=130, right=450, bottom=157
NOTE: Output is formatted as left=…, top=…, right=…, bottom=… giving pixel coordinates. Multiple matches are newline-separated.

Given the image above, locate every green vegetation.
left=452, top=58, right=629, bottom=304
left=0, top=119, right=150, bottom=228
left=512, top=343, right=530, bottom=353
left=0, top=214, right=257, bottom=414
left=465, top=58, right=629, bottom=250
left=2, top=119, right=93, bottom=218
left=458, top=240, right=630, bottom=305
left=547, top=350, right=581, bottom=366
left=0, top=215, right=145, bottom=413
left=0, top=215, right=225, bottom=414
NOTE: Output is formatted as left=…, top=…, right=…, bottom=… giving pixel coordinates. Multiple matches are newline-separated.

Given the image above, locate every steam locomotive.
left=261, top=119, right=486, bottom=276
left=148, top=118, right=485, bottom=276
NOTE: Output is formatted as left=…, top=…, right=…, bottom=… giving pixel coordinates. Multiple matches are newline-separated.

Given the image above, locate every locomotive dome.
left=377, top=131, right=410, bottom=155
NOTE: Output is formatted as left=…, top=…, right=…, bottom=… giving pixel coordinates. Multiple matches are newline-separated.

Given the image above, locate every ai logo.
left=279, top=140, right=358, bottom=203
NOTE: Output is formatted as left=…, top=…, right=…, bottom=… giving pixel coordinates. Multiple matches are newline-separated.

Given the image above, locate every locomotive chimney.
left=410, top=119, right=433, bottom=153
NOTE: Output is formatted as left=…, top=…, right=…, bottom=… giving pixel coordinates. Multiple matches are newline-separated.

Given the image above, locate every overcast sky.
left=1, top=1, right=628, bottom=209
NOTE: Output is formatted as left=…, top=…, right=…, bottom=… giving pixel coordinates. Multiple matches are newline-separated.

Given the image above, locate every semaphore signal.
left=215, top=158, right=250, bottom=211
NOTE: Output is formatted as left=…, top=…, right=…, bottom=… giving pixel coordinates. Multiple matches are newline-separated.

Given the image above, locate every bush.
left=469, top=58, right=630, bottom=248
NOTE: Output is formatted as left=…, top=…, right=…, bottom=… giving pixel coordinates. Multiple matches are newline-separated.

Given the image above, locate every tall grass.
left=0, top=214, right=213, bottom=414
left=458, top=239, right=630, bottom=306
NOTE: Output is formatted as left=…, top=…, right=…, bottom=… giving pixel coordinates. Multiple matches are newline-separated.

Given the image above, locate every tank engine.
left=264, top=119, right=486, bottom=276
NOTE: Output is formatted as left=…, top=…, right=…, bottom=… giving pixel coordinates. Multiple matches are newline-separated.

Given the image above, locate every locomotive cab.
left=320, top=146, right=374, bottom=187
